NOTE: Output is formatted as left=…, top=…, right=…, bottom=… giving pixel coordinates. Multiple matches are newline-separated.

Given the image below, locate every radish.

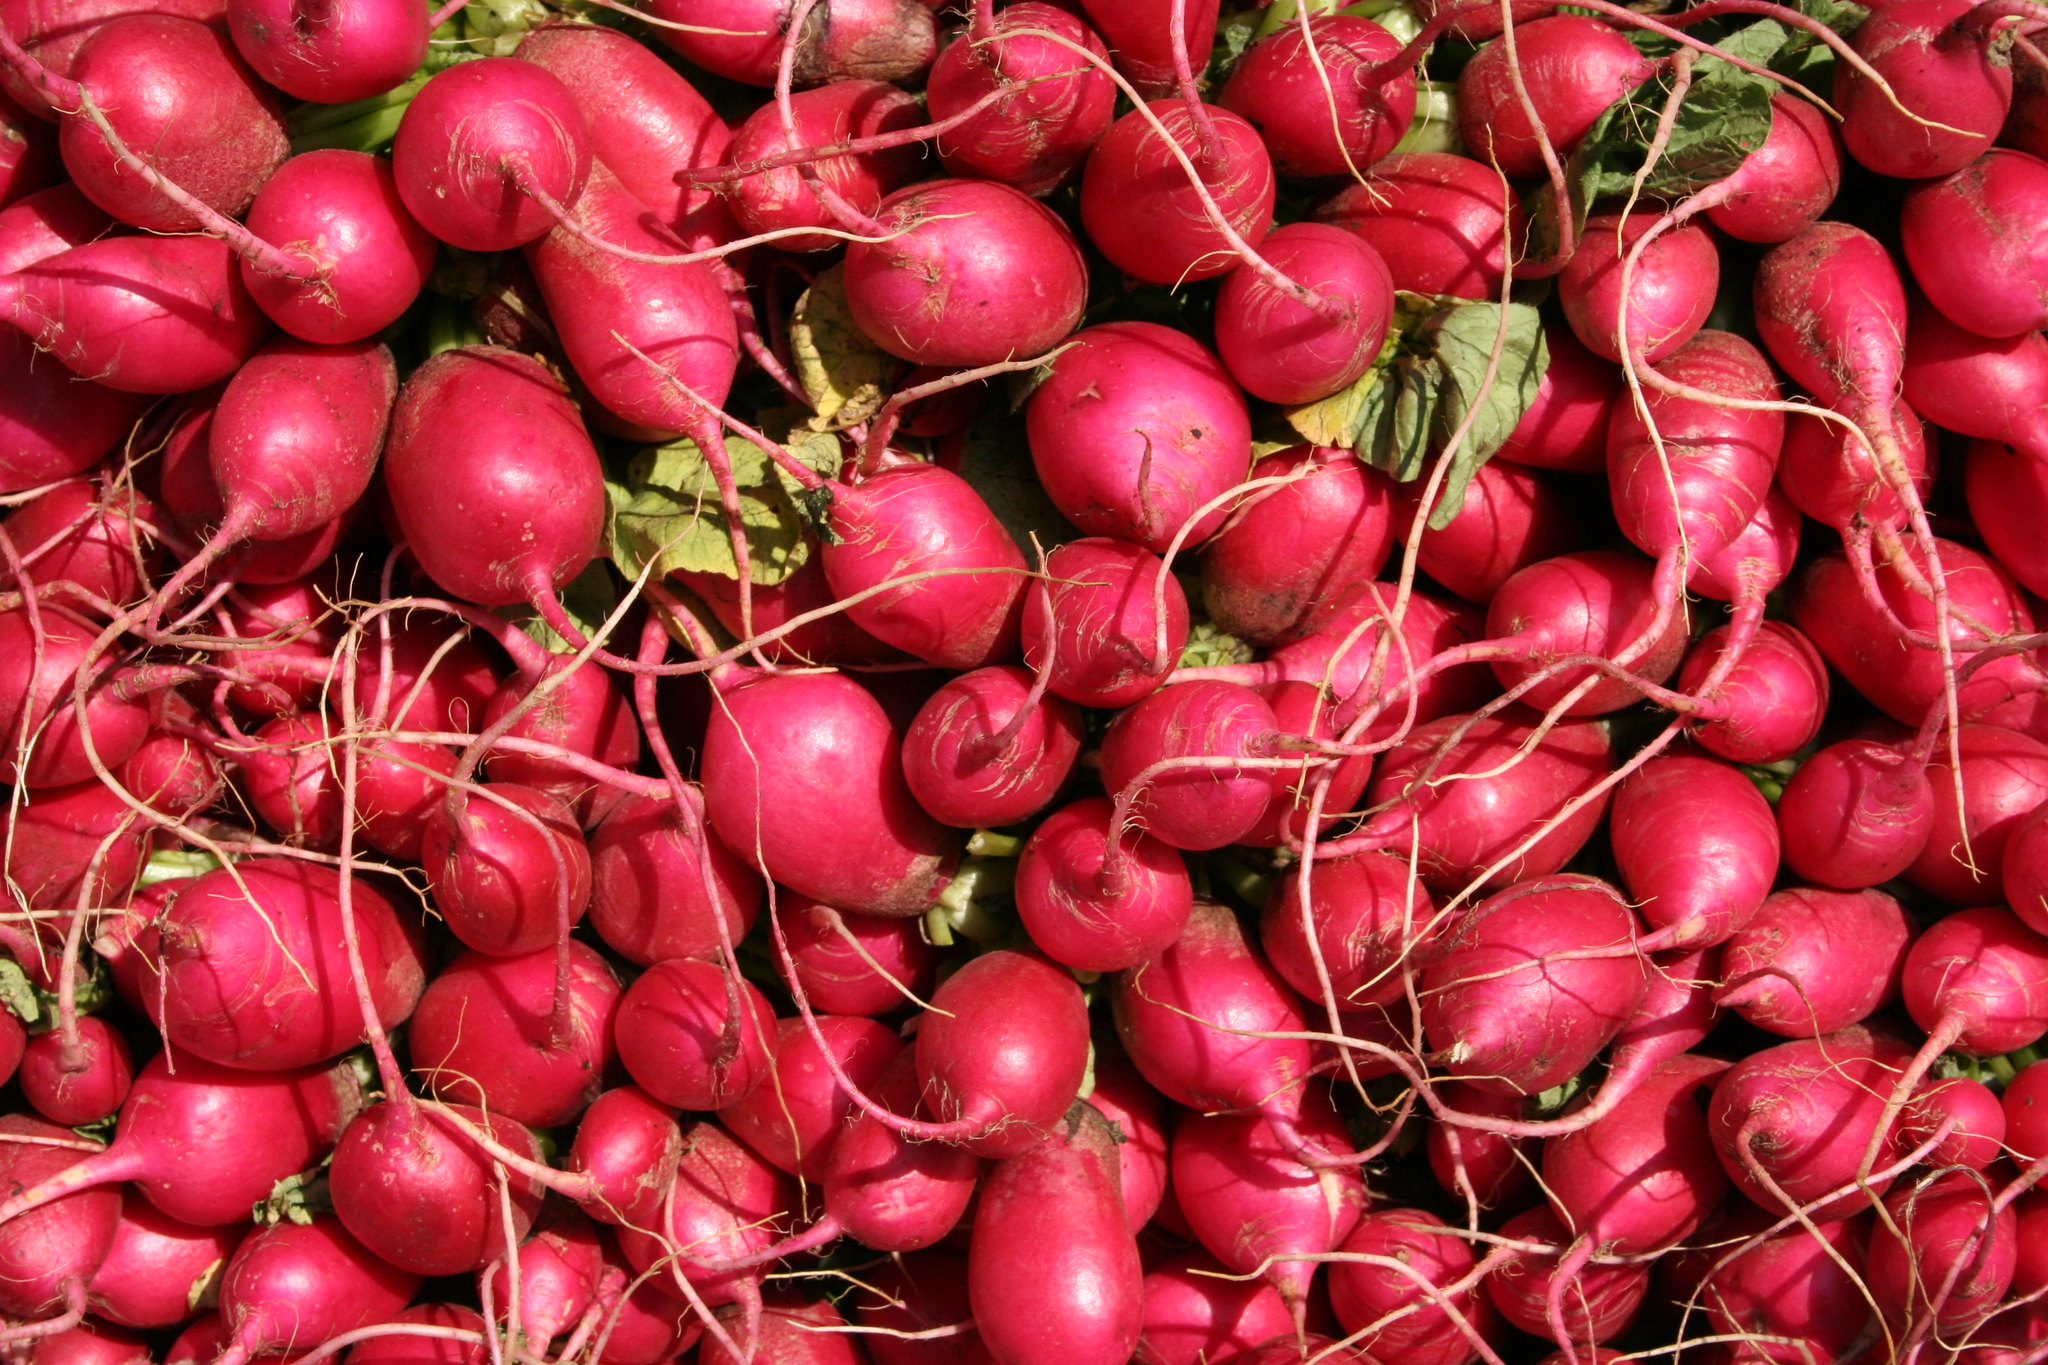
left=0, top=1114, right=122, bottom=1331
left=1901, top=907, right=2048, bottom=1066
left=1966, top=437, right=2048, bottom=599
left=328, top=1100, right=546, bottom=1277
left=698, top=1293, right=865, bottom=1365
left=1220, top=15, right=1415, bottom=178
left=485, top=1207, right=604, bottom=1353
left=391, top=57, right=591, bottom=253
left=1703, top=93, right=1843, bottom=244
left=1241, top=679, right=1374, bottom=849
left=564, top=1086, right=682, bottom=1231
left=1078, top=100, right=1275, bottom=287
left=1561, top=214, right=1720, bottom=364
left=420, top=782, right=593, bottom=957
left=614, top=956, right=778, bottom=1113
left=0, top=330, right=149, bottom=493
left=1026, top=321, right=1252, bottom=553
left=1426, top=1082, right=1534, bottom=1211
left=913, top=947, right=1089, bottom=1157
left=1016, top=794, right=1194, bottom=973
left=700, top=668, right=962, bottom=916
left=1084, top=1048, right=1168, bottom=1230
left=225, top=0, right=427, bottom=102
left=1213, top=222, right=1395, bottom=406
left=1718, top=887, right=1913, bottom=1037
left=821, top=1050, right=981, bottom=1251
left=1327, top=1209, right=1490, bottom=1365
left=901, top=665, right=1085, bottom=828
left=212, top=1216, right=420, bottom=1365
left=641, top=0, right=937, bottom=87
left=1020, top=537, right=1188, bottom=708
left=407, top=941, right=622, bottom=1129
left=1485, top=1205, right=1650, bottom=1347
left=0, top=780, right=149, bottom=916
left=1609, top=753, right=1780, bottom=948
left=968, top=1103, right=1142, bottom=1365
left=1138, top=1251, right=1293, bottom=1365
left=1099, top=679, right=1282, bottom=852
left=514, top=21, right=736, bottom=250
left=1315, top=152, right=1525, bottom=299
left=721, top=78, right=922, bottom=253
left=588, top=789, right=762, bottom=965
left=1079, top=0, right=1215, bottom=99
left=1907, top=724, right=2048, bottom=903
left=0, top=601, right=159, bottom=788
left=1677, top=620, right=1829, bottom=764
left=1482, top=548, right=1690, bottom=717
left=18, top=1015, right=132, bottom=1126
left=85, top=1199, right=243, bottom=1331
left=1902, top=293, right=2048, bottom=456
left=1398, top=455, right=1586, bottom=605
left=1199, top=446, right=1394, bottom=646
left=1260, top=851, right=1436, bottom=1012
left=924, top=2, right=1116, bottom=194
left=1866, top=1168, right=2018, bottom=1331
left=1456, top=15, right=1658, bottom=181
left=1542, top=1053, right=1733, bottom=1255
left=1689, top=1206, right=1873, bottom=1359
left=1835, top=0, right=2013, bottom=179
left=238, top=150, right=440, bottom=345
left=140, top=858, right=427, bottom=1071
left=776, top=894, right=939, bottom=1016
left=0, top=233, right=272, bottom=394
left=1778, top=738, right=1936, bottom=890
left=611, top=1118, right=795, bottom=1309
left=1903, top=149, right=2048, bottom=338
left=480, top=652, right=641, bottom=825
left=382, top=346, right=607, bottom=609
left=1900, top=1074, right=2006, bottom=1171
left=1419, top=874, right=1648, bottom=1098
left=723, top=1014, right=899, bottom=1180
left=2, top=477, right=158, bottom=610
left=0, top=1050, right=364, bottom=1228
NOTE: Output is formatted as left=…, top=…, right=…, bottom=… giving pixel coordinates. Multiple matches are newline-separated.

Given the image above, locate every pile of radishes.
left=10, top=0, right=2048, bottom=1360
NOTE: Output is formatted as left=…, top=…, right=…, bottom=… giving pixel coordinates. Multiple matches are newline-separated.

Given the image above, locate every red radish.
left=848, top=1254, right=991, bottom=1365
left=588, top=1283, right=702, bottom=1365
left=391, top=57, right=591, bottom=252
left=421, top=782, right=592, bottom=957
left=968, top=1103, right=1143, bottom=1365
left=1172, top=1093, right=1364, bottom=1319
left=0, top=180, right=114, bottom=276
left=1609, top=754, right=1780, bottom=948
left=382, top=346, right=607, bottom=609
left=0, top=1114, right=123, bottom=1327
left=1419, top=875, right=1649, bottom=1098
left=484, top=1207, right=604, bottom=1351
left=1902, top=293, right=2048, bottom=456
left=912, top=948, right=1089, bottom=1157
left=844, top=178, right=1089, bottom=368
left=721, top=79, right=922, bottom=252
left=328, top=1100, right=546, bottom=1278
left=1678, top=620, right=1829, bottom=765
left=924, top=2, right=1115, bottom=194
left=1903, top=149, right=2048, bottom=337
left=2005, top=800, right=2048, bottom=936
left=1456, top=15, right=1657, bottom=181
left=407, top=942, right=622, bottom=1129
left=698, top=1293, right=866, bottom=1365
left=86, top=1199, right=243, bottom=1330
left=819, top=462, right=1032, bottom=671
left=1220, top=16, right=1414, bottom=177
left=1495, top=320, right=1618, bottom=473
left=1706, top=1025, right=1913, bottom=1218
left=1483, top=549, right=1690, bottom=716
left=1138, top=1251, right=1293, bottom=1365
left=1078, top=101, right=1275, bottom=287
left=212, top=1216, right=420, bottom=1365
left=239, top=150, right=439, bottom=345
left=2, top=478, right=157, bottom=610
left=1543, top=1053, right=1732, bottom=1256
left=1016, top=795, right=1194, bottom=972
left=1691, top=1207, right=1873, bottom=1359
left=1426, top=1082, right=1534, bottom=1210
left=723, top=1014, right=899, bottom=1180
left=1358, top=709, right=1613, bottom=893
left=1200, top=446, right=1394, bottom=646
left=1778, top=738, right=1936, bottom=890
left=1327, top=1209, right=1490, bottom=1365
left=1079, top=0, right=1215, bottom=98
left=0, top=234, right=272, bottom=394
left=564, top=1086, right=682, bottom=1231
left=1902, top=907, right=2048, bottom=1063
left=121, top=722, right=224, bottom=823
left=1718, top=887, right=1913, bottom=1037
left=480, top=654, right=640, bottom=824
left=1399, top=456, right=1586, bottom=604
left=588, top=789, right=762, bottom=965
left=0, top=1051, right=364, bottom=1229
left=1907, top=724, right=2048, bottom=903
left=1867, top=1168, right=2018, bottom=1330
left=822, top=1050, right=981, bottom=1251
left=901, top=665, right=1085, bottom=828
left=349, top=615, right=500, bottom=734
left=1900, top=1074, right=2006, bottom=1171
left=1781, top=398, right=1931, bottom=538
left=1260, top=851, right=1436, bottom=1012
left=1703, top=93, right=1843, bottom=244
left=1604, top=330, right=1781, bottom=558
left=611, top=1119, right=796, bottom=1308
left=1027, top=320, right=1252, bottom=553
left=701, top=669, right=962, bottom=916
left=33, top=15, right=288, bottom=233
left=1835, top=0, right=2012, bottom=180
left=1099, top=679, right=1281, bottom=852
left=1316, top=152, right=1524, bottom=299
left=1240, top=678, right=1373, bottom=848
left=1213, top=222, right=1395, bottom=406
left=675, top=558, right=903, bottom=667
left=0, top=85, right=54, bottom=203
left=514, top=21, right=735, bottom=250
left=1084, top=1049, right=1169, bottom=1229
left=1021, top=537, right=1188, bottom=709
left=0, top=330, right=150, bottom=493
left=0, top=780, right=149, bottom=915
left=640, top=0, right=937, bottom=87
left=1966, top=438, right=2048, bottom=599
left=1112, top=900, right=1311, bottom=1121
left=225, top=0, right=427, bottom=102
left=1562, top=214, right=1719, bottom=364
left=776, top=894, right=939, bottom=1016
left=1485, top=1206, right=1649, bottom=1346
left=142, top=858, right=427, bottom=1070
left=18, top=1016, right=132, bottom=1126
left=614, top=956, right=778, bottom=1113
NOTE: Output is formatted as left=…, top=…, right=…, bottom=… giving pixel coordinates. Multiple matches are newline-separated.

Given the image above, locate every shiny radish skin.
left=587, top=790, right=764, bottom=966
left=969, top=1104, right=1143, bottom=1365
left=225, top=0, right=430, bottom=102
left=1902, top=148, right=2048, bottom=337
left=420, top=783, right=594, bottom=958
left=1704, top=94, right=1843, bottom=244
left=724, top=79, right=923, bottom=253
left=1214, top=222, right=1395, bottom=406
left=924, top=2, right=1116, bottom=195
left=0, top=1114, right=123, bottom=1321
left=1022, top=537, right=1190, bottom=709
left=1834, top=0, right=2011, bottom=180
left=1609, top=754, right=1780, bottom=948
left=1455, top=15, right=1656, bottom=181
left=1078, top=101, right=1276, bottom=287
left=1220, top=16, right=1415, bottom=178
left=1718, top=887, right=1913, bottom=1038
left=614, top=957, right=779, bottom=1112
left=901, top=665, right=1085, bottom=829
left=1099, top=680, right=1282, bottom=852
left=915, top=949, right=1092, bottom=1158
left=1079, top=0, right=1216, bottom=98
left=723, top=1014, right=900, bottom=1181
left=1777, top=739, right=1935, bottom=889
left=1015, top=795, right=1195, bottom=973
left=214, top=1217, right=420, bottom=1365
left=1315, top=152, right=1524, bottom=300
left=1561, top=214, right=1719, bottom=365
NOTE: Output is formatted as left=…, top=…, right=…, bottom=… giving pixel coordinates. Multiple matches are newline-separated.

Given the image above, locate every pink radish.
left=901, top=665, right=1085, bottom=828
left=615, top=956, right=778, bottom=1113
left=1718, top=887, right=1913, bottom=1037
left=1078, top=100, right=1275, bottom=287
left=225, top=0, right=428, bottom=102
left=924, top=2, right=1115, bottom=194
left=588, top=789, right=762, bottom=965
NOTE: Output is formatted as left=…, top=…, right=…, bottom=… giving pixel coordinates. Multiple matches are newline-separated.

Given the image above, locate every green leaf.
left=496, top=560, right=619, bottom=654
left=789, top=265, right=903, bottom=433
left=0, top=960, right=36, bottom=1027
left=1178, top=620, right=1257, bottom=669
left=1427, top=300, right=1549, bottom=526
left=606, top=429, right=842, bottom=586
